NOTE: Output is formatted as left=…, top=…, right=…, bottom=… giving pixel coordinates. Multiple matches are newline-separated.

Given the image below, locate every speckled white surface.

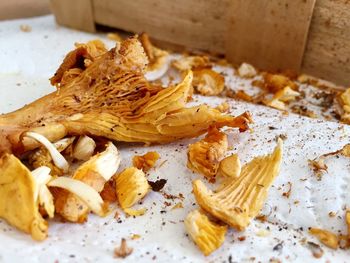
left=0, top=16, right=350, bottom=263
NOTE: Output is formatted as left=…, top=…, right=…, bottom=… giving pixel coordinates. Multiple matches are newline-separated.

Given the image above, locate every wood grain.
left=50, top=0, right=95, bottom=32
left=225, top=0, right=316, bottom=72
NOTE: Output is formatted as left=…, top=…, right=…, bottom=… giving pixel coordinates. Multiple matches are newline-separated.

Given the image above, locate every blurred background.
left=0, top=0, right=50, bottom=20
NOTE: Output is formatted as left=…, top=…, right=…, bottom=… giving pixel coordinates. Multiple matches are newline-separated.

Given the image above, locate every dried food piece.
left=148, top=179, right=167, bottom=192
left=172, top=55, right=210, bottom=71
left=133, top=151, right=160, bottom=171
left=139, top=33, right=169, bottom=80
left=188, top=126, right=228, bottom=178
left=215, top=102, right=229, bottom=113
left=193, top=139, right=283, bottom=230
left=0, top=154, right=48, bottom=240
left=237, top=63, right=257, bottom=78
left=309, top=228, right=338, bottom=249
left=0, top=38, right=251, bottom=155
left=185, top=210, right=227, bottom=256
left=307, top=241, right=324, bottom=258
left=54, top=142, right=120, bottom=222
left=114, top=238, right=133, bottom=258
left=263, top=73, right=298, bottom=93
left=107, top=32, right=123, bottom=42
left=115, top=167, right=150, bottom=212
left=28, top=136, right=75, bottom=176
left=31, top=166, right=55, bottom=218
left=100, top=179, right=117, bottom=202
left=217, top=154, right=241, bottom=178
left=72, top=135, right=96, bottom=161
left=263, top=87, right=300, bottom=111
left=192, top=69, right=225, bottom=96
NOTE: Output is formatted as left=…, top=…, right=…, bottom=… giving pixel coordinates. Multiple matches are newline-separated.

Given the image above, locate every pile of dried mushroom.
left=0, top=33, right=349, bottom=258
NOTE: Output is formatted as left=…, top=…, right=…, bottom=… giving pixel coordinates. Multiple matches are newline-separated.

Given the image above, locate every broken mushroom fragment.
left=237, top=63, right=257, bottom=78
left=132, top=151, right=160, bottom=171
left=185, top=209, right=227, bottom=256
left=217, top=154, right=241, bottom=178
left=187, top=126, right=228, bottom=178
left=193, top=139, right=283, bottom=230
left=31, top=166, right=55, bottom=218
left=172, top=55, right=211, bottom=71
left=115, top=167, right=150, bottom=215
left=73, top=135, right=96, bottom=161
left=0, top=154, right=48, bottom=241
left=309, top=228, right=339, bottom=249
left=54, top=142, right=120, bottom=222
left=29, top=136, right=75, bottom=176
left=25, top=132, right=69, bottom=173
left=48, top=177, right=106, bottom=217
left=192, top=69, right=225, bottom=96
left=139, top=33, right=170, bottom=81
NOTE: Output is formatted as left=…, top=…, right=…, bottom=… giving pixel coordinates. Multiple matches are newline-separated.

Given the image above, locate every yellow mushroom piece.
left=115, top=167, right=150, bottom=214
left=187, top=126, right=228, bottom=178
left=217, top=154, right=241, bottom=178
left=185, top=209, right=227, bottom=256
left=309, top=228, right=339, bottom=249
left=54, top=142, right=120, bottom=222
left=193, top=139, right=283, bottom=230
left=0, top=154, right=48, bottom=241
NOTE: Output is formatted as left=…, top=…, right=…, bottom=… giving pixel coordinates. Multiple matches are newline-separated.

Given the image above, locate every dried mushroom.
left=0, top=37, right=251, bottom=155
left=193, top=139, right=283, bottom=230
left=187, top=126, right=229, bottom=178
left=237, top=63, right=257, bottom=78
left=263, top=87, right=300, bottom=111
left=54, top=142, right=120, bottom=222
left=192, top=69, right=225, bottom=96
left=0, top=154, right=48, bottom=241
left=115, top=167, right=150, bottom=215
left=185, top=209, right=227, bottom=256
left=309, top=228, right=339, bottom=249
left=263, top=73, right=298, bottom=93
left=73, top=135, right=96, bottom=161
left=133, top=151, right=160, bottom=171
left=217, top=154, right=241, bottom=178
left=139, top=33, right=169, bottom=81
left=172, top=55, right=210, bottom=71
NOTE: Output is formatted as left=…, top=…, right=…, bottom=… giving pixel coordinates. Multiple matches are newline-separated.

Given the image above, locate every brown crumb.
left=255, top=214, right=268, bottom=222
left=307, top=241, right=324, bottom=258
left=133, top=151, right=160, bottom=172
left=114, top=210, right=120, bottom=219
left=20, top=24, right=31, bottom=32
left=114, top=238, right=133, bottom=258
left=148, top=179, right=167, bottom=192
left=238, top=236, right=246, bottom=241
left=100, top=179, right=117, bottom=202
left=308, top=158, right=327, bottom=180
left=328, top=211, right=336, bottom=217
left=282, top=182, right=292, bottom=198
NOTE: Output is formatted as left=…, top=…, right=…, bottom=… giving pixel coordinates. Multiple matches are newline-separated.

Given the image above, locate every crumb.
left=114, top=238, right=133, bottom=258
left=148, top=179, right=167, bottom=192
left=20, top=24, right=31, bottom=32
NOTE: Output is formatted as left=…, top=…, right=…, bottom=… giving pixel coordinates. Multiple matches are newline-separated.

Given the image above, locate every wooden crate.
left=51, top=0, right=350, bottom=86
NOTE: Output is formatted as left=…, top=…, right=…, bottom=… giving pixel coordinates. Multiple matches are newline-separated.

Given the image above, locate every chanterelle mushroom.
left=0, top=37, right=251, bottom=155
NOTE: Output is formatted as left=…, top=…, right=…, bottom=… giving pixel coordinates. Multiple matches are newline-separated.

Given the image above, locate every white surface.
left=0, top=16, right=350, bottom=263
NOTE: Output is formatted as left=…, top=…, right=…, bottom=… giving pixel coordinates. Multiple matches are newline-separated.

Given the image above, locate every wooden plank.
left=225, top=0, right=316, bottom=72
left=0, top=0, right=50, bottom=20
left=50, top=0, right=95, bottom=32
left=301, top=0, right=350, bottom=86
left=92, top=0, right=229, bottom=53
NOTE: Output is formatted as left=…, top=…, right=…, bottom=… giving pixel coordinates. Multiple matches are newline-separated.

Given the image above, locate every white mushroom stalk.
left=54, top=137, right=76, bottom=152
left=73, top=135, right=96, bottom=161
left=25, top=132, right=69, bottom=173
left=79, top=141, right=120, bottom=181
left=31, top=166, right=55, bottom=218
left=47, top=177, right=106, bottom=216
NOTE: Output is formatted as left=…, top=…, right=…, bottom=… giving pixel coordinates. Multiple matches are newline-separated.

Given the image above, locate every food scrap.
left=309, top=228, right=339, bottom=249
left=114, top=238, right=133, bottom=258
left=115, top=167, right=150, bottom=216
left=187, top=126, right=229, bottom=178
left=133, top=151, right=160, bottom=172
left=193, top=139, right=283, bottom=230
left=185, top=210, right=227, bottom=256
